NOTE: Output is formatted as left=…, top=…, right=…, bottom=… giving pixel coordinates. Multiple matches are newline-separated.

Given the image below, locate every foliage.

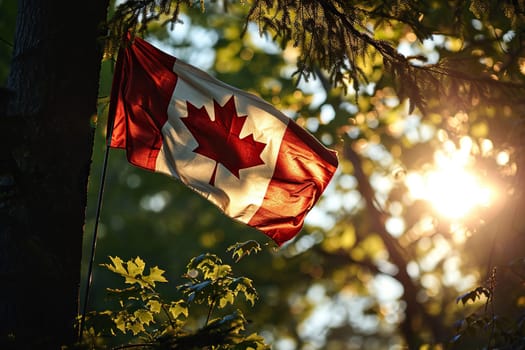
left=452, top=265, right=525, bottom=349
left=104, top=0, right=525, bottom=113
left=78, top=242, right=268, bottom=349
left=226, top=241, right=262, bottom=263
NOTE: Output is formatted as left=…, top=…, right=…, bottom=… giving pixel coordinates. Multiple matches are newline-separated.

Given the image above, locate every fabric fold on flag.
left=108, top=35, right=338, bottom=246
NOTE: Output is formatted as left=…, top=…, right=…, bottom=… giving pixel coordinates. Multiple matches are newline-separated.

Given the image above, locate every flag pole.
left=78, top=33, right=126, bottom=339
left=78, top=128, right=113, bottom=339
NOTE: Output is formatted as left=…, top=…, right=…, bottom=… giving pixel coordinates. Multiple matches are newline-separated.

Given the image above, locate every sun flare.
left=423, top=168, right=492, bottom=219
left=405, top=137, right=494, bottom=220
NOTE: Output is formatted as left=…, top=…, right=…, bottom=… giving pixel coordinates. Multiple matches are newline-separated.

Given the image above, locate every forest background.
left=1, top=0, right=525, bottom=349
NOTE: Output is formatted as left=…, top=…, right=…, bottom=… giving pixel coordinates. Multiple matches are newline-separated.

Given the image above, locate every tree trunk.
left=0, top=0, right=109, bottom=348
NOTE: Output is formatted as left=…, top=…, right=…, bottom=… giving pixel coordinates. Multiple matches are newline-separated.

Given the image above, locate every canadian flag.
left=108, top=36, right=338, bottom=245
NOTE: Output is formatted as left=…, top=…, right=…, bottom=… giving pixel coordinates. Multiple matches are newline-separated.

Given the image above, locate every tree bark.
left=343, top=143, right=447, bottom=347
left=0, top=0, right=109, bottom=348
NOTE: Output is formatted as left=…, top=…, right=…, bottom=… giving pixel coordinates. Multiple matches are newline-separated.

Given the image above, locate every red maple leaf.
left=182, top=96, right=267, bottom=186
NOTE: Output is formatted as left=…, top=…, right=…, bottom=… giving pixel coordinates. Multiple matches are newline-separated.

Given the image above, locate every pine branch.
left=247, top=0, right=525, bottom=113
left=105, top=0, right=525, bottom=113
left=104, top=0, right=196, bottom=59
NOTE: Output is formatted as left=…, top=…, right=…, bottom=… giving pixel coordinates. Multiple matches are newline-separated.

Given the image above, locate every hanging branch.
left=245, top=0, right=525, bottom=113
left=103, top=0, right=199, bottom=59
left=102, top=0, right=525, bottom=114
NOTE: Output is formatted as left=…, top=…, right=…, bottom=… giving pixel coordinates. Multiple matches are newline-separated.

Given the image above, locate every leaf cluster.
left=451, top=265, right=525, bottom=349
left=179, top=252, right=257, bottom=309
left=78, top=243, right=268, bottom=349
left=451, top=307, right=525, bottom=349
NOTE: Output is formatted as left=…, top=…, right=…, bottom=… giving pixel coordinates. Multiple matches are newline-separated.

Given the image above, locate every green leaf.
left=143, top=266, right=168, bottom=287
left=129, top=319, right=145, bottom=335
left=212, top=264, right=232, bottom=279
left=123, top=276, right=146, bottom=288
left=102, top=256, right=127, bottom=276
left=456, top=286, right=491, bottom=305
left=113, top=312, right=127, bottom=334
left=169, top=301, right=188, bottom=319
left=147, top=299, right=162, bottom=314
left=237, top=333, right=270, bottom=349
left=218, top=291, right=235, bottom=308
left=227, top=240, right=262, bottom=262
left=194, top=255, right=232, bottom=279
left=134, top=309, right=154, bottom=326
left=102, top=256, right=152, bottom=288
left=232, top=277, right=258, bottom=306
left=127, top=257, right=146, bottom=277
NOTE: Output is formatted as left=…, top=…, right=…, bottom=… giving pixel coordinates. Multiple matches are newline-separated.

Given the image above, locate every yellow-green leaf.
left=201, top=263, right=232, bottom=279
left=219, top=292, right=235, bottom=308
left=129, top=319, right=145, bottom=335
left=103, top=256, right=127, bottom=276
left=124, top=276, right=146, bottom=288
left=227, top=241, right=262, bottom=262
left=233, top=278, right=258, bottom=306
left=127, top=257, right=146, bottom=277
left=216, top=264, right=232, bottom=278
left=147, top=300, right=162, bottom=313
left=143, top=266, right=168, bottom=287
left=134, top=309, right=154, bottom=326
left=169, top=301, right=188, bottom=319
left=114, top=313, right=127, bottom=334
left=244, top=333, right=270, bottom=349
left=244, top=291, right=257, bottom=306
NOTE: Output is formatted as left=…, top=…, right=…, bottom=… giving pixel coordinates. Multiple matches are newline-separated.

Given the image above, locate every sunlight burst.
left=406, top=136, right=494, bottom=220
left=424, top=167, right=491, bottom=219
